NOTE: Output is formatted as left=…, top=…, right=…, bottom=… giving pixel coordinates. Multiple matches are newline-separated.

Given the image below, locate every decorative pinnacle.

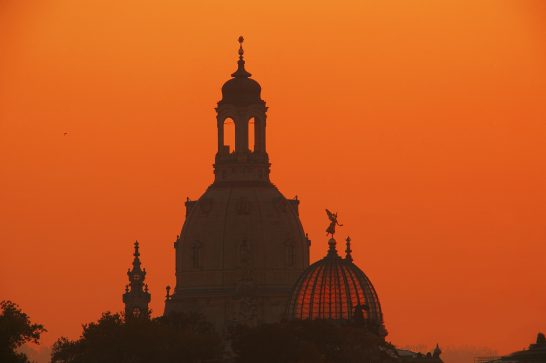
left=345, top=236, right=353, bottom=262
left=232, top=35, right=251, bottom=78
left=327, top=237, right=337, bottom=256
left=238, top=36, right=244, bottom=59
left=132, top=241, right=142, bottom=271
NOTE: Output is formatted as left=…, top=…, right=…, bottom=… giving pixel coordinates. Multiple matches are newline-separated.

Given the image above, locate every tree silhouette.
left=230, top=320, right=398, bottom=363
left=51, top=312, right=223, bottom=363
left=0, top=300, right=46, bottom=363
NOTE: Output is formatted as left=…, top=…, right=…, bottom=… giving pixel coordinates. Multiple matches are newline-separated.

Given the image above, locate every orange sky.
left=1, top=0, right=546, bottom=356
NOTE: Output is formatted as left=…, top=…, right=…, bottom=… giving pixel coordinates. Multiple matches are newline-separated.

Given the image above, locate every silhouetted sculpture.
left=353, top=304, right=365, bottom=322
left=164, top=37, right=310, bottom=328
left=122, top=241, right=151, bottom=319
left=325, top=209, right=343, bottom=237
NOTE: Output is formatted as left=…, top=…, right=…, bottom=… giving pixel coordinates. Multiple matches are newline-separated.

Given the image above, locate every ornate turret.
left=122, top=241, right=151, bottom=319
left=214, top=36, right=270, bottom=184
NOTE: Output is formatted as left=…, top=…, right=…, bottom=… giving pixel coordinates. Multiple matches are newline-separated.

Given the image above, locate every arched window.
left=284, top=240, right=295, bottom=267
left=248, top=117, right=255, bottom=152
left=191, top=241, right=201, bottom=269
left=223, top=118, right=235, bottom=154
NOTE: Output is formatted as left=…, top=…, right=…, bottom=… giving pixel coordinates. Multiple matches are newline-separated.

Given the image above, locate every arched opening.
left=284, top=240, right=295, bottom=267
left=191, top=241, right=201, bottom=269
left=248, top=117, right=255, bottom=152
left=223, top=118, right=235, bottom=154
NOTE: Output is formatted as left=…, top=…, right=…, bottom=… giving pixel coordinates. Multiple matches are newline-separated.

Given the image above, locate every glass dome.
left=285, top=236, right=385, bottom=333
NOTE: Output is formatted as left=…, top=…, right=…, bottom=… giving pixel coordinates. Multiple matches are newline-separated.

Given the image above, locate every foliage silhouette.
left=51, top=312, right=223, bottom=363
left=230, top=319, right=398, bottom=363
left=0, top=300, right=46, bottom=363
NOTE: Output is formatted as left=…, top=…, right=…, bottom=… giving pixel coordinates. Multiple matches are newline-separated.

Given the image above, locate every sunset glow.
left=1, top=0, right=545, bottom=356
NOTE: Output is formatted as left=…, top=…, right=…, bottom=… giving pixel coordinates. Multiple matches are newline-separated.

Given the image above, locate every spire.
left=132, top=240, right=142, bottom=271
left=123, top=241, right=151, bottom=319
left=231, top=35, right=251, bottom=78
left=345, top=236, right=353, bottom=262
left=133, top=240, right=140, bottom=257
left=238, top=35, right=244, bottom=60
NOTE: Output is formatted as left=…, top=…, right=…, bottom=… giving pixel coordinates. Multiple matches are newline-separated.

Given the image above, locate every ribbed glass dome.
left=285, top=237, right=384, bottom=330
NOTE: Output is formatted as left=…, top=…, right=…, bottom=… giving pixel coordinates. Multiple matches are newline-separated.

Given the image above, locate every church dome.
left=285, top=237, right=384, bottom=327
left=165, top=36, right=310, bottom=329
left=166, top=183, right=309, bottom=326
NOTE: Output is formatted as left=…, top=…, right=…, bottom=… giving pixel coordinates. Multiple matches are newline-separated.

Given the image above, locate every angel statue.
left=325, top=209, right=343, bottom=237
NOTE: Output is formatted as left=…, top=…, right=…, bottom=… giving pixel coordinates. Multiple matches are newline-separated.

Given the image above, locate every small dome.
left=219, top=74, right=263, bottom=107
left=285, top=237, right=384, bottom=328
left=218, top=36, right=264, bottom=107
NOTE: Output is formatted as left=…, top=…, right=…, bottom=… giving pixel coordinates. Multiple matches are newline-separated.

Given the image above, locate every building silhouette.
left=477, top=333, right=546, bottom=363
left=116, top=37, right=446, bottom=363
left=122, top=241, right=151, bottom=319
left=164, top=37, right=310, bottom=328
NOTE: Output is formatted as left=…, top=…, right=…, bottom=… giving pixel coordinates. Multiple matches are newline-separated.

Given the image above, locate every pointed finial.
left=327, top=237, right=337, bottom=255
left=232, top=36, right=251, bottom=78
left=345, top=236, right=353, bottom=262
left=238, top=36, right=244, bottom=59
left=131, top=241, right=142, bottom=271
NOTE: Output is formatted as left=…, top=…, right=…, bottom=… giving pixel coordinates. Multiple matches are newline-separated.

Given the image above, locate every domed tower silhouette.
left=123, top=241, right=151, bottom=319
left=285, top=234, right=386, bottom=336
left=164, top=37, right=310, bottom=329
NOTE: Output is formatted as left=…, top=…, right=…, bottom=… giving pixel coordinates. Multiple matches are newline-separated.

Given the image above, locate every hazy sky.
left=1, top=0, right=545, bottom=355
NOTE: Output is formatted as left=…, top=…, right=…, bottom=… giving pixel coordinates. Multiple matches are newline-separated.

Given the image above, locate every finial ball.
left=238, top=36, right=244, bottom=44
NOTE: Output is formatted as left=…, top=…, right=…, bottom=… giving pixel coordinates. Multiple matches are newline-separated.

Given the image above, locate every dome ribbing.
left=285, top=237, right=384, bottom=329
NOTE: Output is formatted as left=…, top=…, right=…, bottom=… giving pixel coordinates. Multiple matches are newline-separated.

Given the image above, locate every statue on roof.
left=325, top=209, right=343, bottom=237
